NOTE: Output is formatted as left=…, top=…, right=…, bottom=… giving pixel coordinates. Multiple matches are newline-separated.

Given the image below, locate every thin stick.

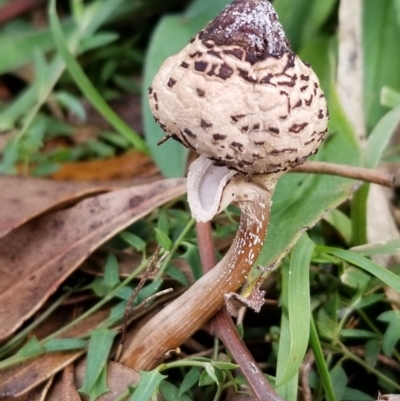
left=197, top=221, right=284, bottom=401
left=293, top=161, right=394, bottom=188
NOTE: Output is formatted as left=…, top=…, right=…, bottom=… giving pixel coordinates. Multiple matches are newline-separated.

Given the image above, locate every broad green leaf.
left=364, top=0, right=400, bottom=132
left=310, top=318, right=336, bottom=401
left=179, top=367, right=201, bottom=396
left=319, top=247, right=400, bottom=292
left=339, top=329, right=379, bottom=339
left=381, top=86, right=400, bottom=109
left=55, top=91, right=87, bottom=121
left=204, top=363, right=219, bottom=384
left=323, top=209, right=352, bottom=245
left=79, top=328, right=117, bottom=397
left=0, top=23, right=72, bottom=74
left=160, top=380, right=192, bottom=401
left=155, top=228, right=173, bottom=251
left=16, top=337, right=44, bottom=358
left=366, top=104, right=400, bottom=168
left=131, top=370, right=167, bottom=401
left=329, top=363, right=347, bottom=401
left=274, top=0, right=337, bottom=51
left=365, top=339, right=380, bottom=367
left=342, top=388, right=374, bottom=401
left=119, top=231, right=146, bottom=252
left=43, top=338, right=87, bottom=352
left=351, top=239, right=400, bottom=257
left=86, top=366, right=109, bottom=401
left=166, top=264, right=189, bottom=286
left=185, top=0, right=229, bottom=21
left=276, top=234, right=314, bottom=387
left=142, top=15, right=191, bottom=177
left=340, top=266, right=371, bottom=290
left=103, top=253, right=120, bottom=289
left=378, top=311, right=400, bottom=357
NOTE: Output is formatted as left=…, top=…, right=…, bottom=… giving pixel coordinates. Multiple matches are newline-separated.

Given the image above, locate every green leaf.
left=366, top=105, right=400, bottom=168
left=179, top=367, right=201, bottom=396
left=166, top=264, right=189, bottom=286
left=342, top=388, right=374, bottom=401
left=380, top=86, right=400, bottom=108
left=350, top=239, right=400, bottom=256
left=155, top=228, right=173, bottom=251
left=119, top=231, right=146, bottom=252
left=43, top=338, right=87, bottom=352
left=339, top=329, right=379, bottom=339
left=80, top=31, right=119, bottom=53
left=103, top=253, right=120, bottom=289
left=329, top=363, right=347, bottom=401
left=55, top=91, right=87, bottom=121
left=204, top=363, right=219, bottom=385
left=131, top=370, right=167, bottom=401
left=276, top=234, right=314, bottom=387
left=86, top=366, right=109, bottom=401
left=160, top=380, right=192, bottom=401
left=310, top=318, right=336, bottom=401
left=79, top=328, right=117, bottom=397
left=318, top=247, right=400, bottom=292
left=16, top=337, right=45, bottom=358
left=142, top=15, right=191, bottom=177
left=323, top=209, right=352, bottom=245
left=364, top=0, right=400, bottom=132
left=0, top=23, right=72, bottom=74
left=350, top=184, right=369, bottom=246
left=274, top=0, right=337, bottom=51
left=49, top=0, right=147, bottom=153
left=378, top=311, right=400, bottom=356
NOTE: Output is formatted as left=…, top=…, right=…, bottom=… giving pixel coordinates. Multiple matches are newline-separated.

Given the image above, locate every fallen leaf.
left=0, top=178, right=186, bottom=341
left=0, top=309, right=109, bottom=398
left=46, top=360, right=140, bottom=401
left=0, top=175, right=117, bottom=238
left=50, top=151, right=158, bottom=181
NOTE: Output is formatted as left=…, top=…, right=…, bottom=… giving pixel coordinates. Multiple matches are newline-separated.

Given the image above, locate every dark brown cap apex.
left=199, top=0, right=290, bottom=59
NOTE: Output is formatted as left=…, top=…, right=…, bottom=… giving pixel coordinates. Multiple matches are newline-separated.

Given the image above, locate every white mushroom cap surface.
left=149, top=0, right=329, bottom=175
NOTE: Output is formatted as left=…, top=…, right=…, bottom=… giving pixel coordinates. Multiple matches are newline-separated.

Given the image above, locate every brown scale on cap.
left=149, top=0, right=329, bottom=175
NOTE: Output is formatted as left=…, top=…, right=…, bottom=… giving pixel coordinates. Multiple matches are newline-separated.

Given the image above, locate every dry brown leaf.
left=62, top=365, right=81, bottom=401
left=0, top=178, right=186, bottom=341
left=0, top=310, right=109, bottom=398
left=46, top=360, right=140, bottom=401
left=50, top=151, right=158, bottom=181
left=0, top=175, right=119, bottom=238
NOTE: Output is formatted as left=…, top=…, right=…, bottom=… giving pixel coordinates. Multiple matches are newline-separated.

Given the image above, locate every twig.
left=300, top=350, right=314, bottom=401
left=196, top=221, right=284, bottom=401
left=118, top=248, right=169, bottom=356
left=293, top=161, right=394, bottom=188
left=0, top=0, right=46, bottom=25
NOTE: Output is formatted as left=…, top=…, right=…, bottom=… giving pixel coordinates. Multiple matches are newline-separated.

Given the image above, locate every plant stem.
left=197, top=221, right=283, bottom=401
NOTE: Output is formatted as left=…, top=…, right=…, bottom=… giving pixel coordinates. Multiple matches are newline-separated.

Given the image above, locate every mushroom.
left=121, top=0, right=328, bottom=369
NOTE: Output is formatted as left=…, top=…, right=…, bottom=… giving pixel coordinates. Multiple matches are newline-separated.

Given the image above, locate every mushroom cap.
left=149, top=0, right=329, bottom=175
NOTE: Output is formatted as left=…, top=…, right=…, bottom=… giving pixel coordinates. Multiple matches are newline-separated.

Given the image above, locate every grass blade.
left=49, top=0, right=147, bottom=153
left=318, top=246, right=400, bottom=292
left=276, top=234, right=314, bottom=388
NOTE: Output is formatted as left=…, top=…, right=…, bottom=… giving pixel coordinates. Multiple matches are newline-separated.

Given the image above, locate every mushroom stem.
left=120, top=167, right=278, bottom=370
